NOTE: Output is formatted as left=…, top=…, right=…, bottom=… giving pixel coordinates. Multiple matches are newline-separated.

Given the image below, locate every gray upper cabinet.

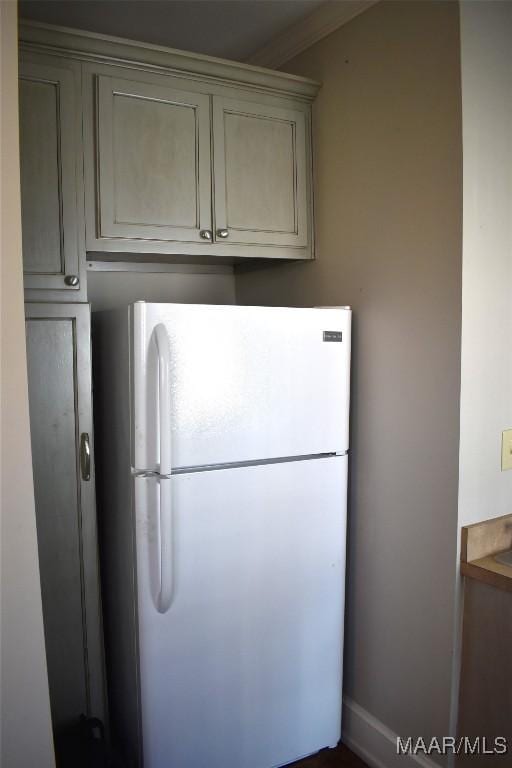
left=94, top=75, right=212, bottom=245
left=212, top=97, right=309, bottom=250
left=19, top=54, right=86, bottom=300
left=20, top=23, right=320, bottom=263
left=87, top=74, right=313, bottom=260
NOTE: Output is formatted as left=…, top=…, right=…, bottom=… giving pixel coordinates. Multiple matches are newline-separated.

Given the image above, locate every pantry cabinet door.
left=95, top=75, right=212, bottom=244
left=25, top=304, right=106, bottom=760
left=19, top=57, right=85, bottom=299
left=212, top=96, right=310, bottom=251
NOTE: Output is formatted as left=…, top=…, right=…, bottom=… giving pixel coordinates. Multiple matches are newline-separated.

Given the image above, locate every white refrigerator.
left=93, top=302, right=351, bottom=768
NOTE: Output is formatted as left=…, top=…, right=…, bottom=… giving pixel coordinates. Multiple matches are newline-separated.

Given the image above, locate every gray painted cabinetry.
left=18, top=22, right=320, bottom=763
left=213, top=97, right=309, bottom=250
left=25, top=304, right=106, bottom=762
left=20, top=21, right=319, bottom=264
left=88, top=70, right=312, bottom=258
left=19, top=53, right=86, bottom=301
left=94, top=75, right=213, bottom=245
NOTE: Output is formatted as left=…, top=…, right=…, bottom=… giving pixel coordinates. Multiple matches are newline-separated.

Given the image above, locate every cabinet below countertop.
left=457, top=515, right=512, bottom=764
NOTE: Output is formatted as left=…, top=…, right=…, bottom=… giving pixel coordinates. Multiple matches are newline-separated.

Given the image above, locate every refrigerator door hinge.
left=131, top=468, right=172, bottom=480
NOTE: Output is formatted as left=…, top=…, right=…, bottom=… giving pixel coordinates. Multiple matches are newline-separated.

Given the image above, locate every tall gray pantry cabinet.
left=19, top=19, right=319, bottom=765
left=24, top=304, right=105, bottom=763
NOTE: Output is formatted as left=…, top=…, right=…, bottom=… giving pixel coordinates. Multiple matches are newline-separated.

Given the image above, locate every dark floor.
left=290, top=744, right=368, bottom=768
left=88, top=739, right=368, bottom=768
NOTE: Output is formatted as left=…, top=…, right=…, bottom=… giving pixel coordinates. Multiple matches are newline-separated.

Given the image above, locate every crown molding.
left=247, top=0, right=379, bottom=69
left=19, top=20, right=321, bottom=101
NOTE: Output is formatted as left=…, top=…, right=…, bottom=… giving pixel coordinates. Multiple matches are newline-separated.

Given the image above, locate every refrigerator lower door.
left=134, top=455, right=347, bottom=768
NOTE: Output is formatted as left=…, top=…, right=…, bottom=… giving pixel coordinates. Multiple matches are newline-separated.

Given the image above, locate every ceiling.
left=19, top=0, right=326, bottom=61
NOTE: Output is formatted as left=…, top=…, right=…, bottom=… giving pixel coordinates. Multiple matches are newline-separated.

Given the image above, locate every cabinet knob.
left=64, top=275, right=79, bottom=287
left=217, top=229, right=229, bottom=239
left=200, top=230, right=212, bottom=241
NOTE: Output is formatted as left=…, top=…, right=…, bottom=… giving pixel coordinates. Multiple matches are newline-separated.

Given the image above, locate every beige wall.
left=236, top=0, right=462, bottom=755
left=88, top=267, right=236, bottom=312
left=0, top=2, right=55, bottom=766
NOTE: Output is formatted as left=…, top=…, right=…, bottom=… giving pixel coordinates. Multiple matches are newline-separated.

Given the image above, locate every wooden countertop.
left=461, top=514, right=512, bottom=593
left=461, top=556, right=512, bottom=593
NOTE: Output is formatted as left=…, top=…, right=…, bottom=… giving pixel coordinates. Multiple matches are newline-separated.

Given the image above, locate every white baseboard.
left=342, top=697, right=442, bottom=768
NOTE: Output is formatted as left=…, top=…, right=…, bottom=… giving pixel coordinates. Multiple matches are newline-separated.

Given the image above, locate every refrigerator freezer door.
left=133, top=303, right=350, bottom=471
left=134, top=455, right=347, bottom=768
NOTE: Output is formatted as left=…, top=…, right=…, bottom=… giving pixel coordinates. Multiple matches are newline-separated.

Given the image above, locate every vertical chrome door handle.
left=80, top=433, right=91, bottom=481
left=154, top=324, right=173, bottom=613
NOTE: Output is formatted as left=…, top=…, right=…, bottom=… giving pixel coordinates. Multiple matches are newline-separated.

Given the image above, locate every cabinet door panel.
left=19, top=59, right=85, bottom=298
left=20, top=78, right=62, bottom=272
left=25, top=304, right=105, bottom=757
left=213, top=97, right=310, bottom=249
left=96, top=76, right=212, bottom=243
